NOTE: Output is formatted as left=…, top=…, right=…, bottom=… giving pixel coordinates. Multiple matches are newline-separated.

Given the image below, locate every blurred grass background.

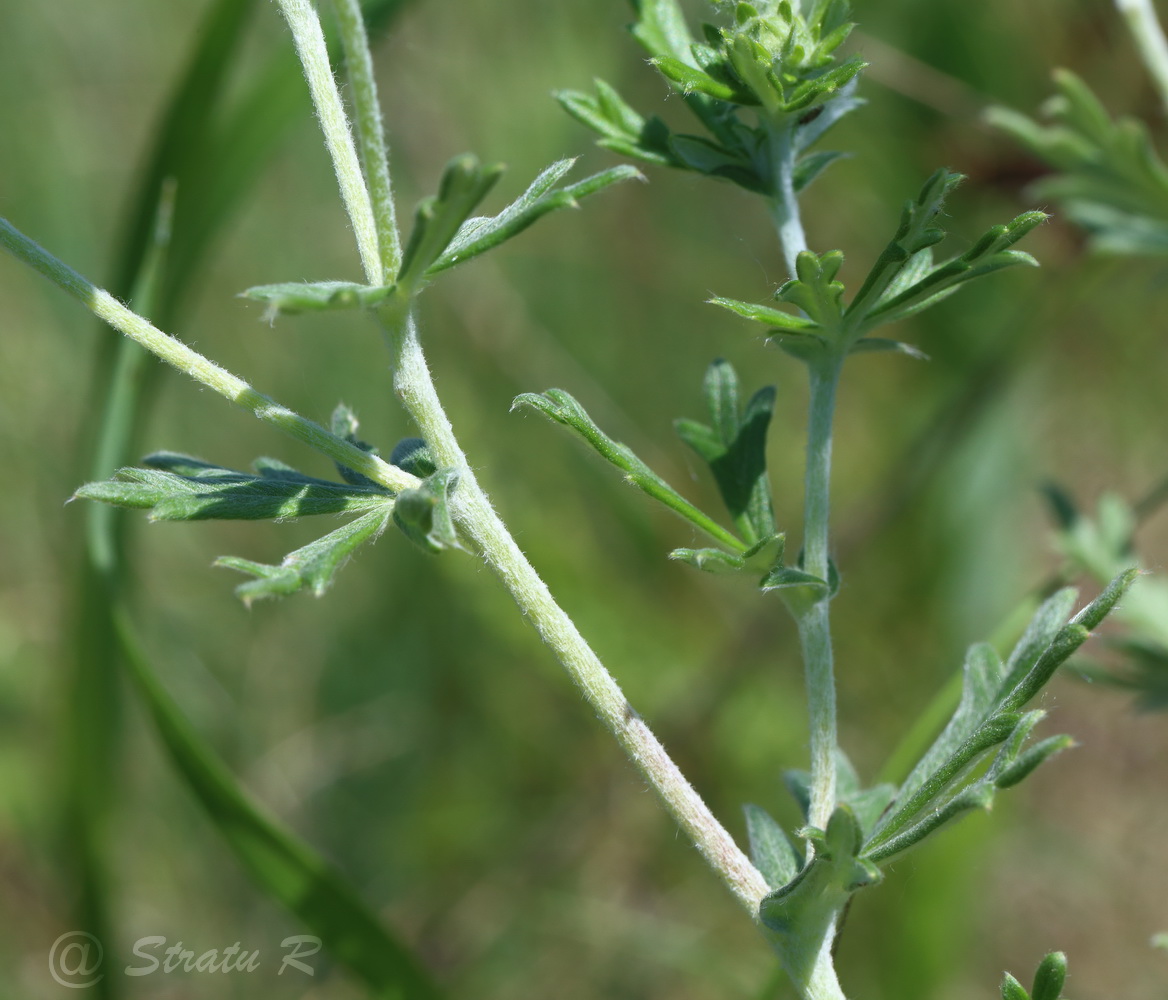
left=1, top=0, right=1167, bottom=997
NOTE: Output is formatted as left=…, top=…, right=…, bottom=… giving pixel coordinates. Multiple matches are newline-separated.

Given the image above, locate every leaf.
left=73, top=452, right=392, bottom=521
left=1031, top=952, right=1068, bottom=1000
left=241, top=280, right=395, bottom=320
left=669, top=547, right=745, bottom=573
left=513, top=388, right=744, bottom=551
left=389, top=437, right=437, bottom=479
left=217, top=507, right=393, bottom=604
left=330, top=403, right=383, bottom=488
left=761, top=566, right=831, bottom=607
left=783, top=749, right=896, bottom=837
left=652, top=55, right=757, bottom=103
left=555, top=85, right=680, bottom=168
left=392, top=469, right=462, bottom=553
left=988, top=70, right=1168, bottom=255
left=428, top=160, right=642, bottom=274
left=864, top=571, right=1137, bottom=862
left=396, top=154, right=504, bottom=290
left=743, top=804, right=801, bottom=889
left=112, top=611, right=441, bottom=999
left=847, top=337, right=928, bottom=360
left=1001, top=972, right=1030, bottom=1000
left=760, top=806, right=882, bottom=966
left=793, top=149, right=847, bottom=193
left=630, top=0, right=698, bottom=63
left=707, top=295, right=821, bottom=333
left=673, top=360, right=777, bottom=543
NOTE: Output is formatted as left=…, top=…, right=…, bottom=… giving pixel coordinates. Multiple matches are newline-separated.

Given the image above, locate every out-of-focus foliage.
left=1, top=1, right=1166, bottom=999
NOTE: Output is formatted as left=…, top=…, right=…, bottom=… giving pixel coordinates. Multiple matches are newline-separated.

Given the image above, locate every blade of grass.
left=111, top=605, right=442, bottom=999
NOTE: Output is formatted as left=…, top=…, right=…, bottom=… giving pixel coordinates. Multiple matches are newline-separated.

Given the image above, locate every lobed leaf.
left=241, top=280, right=395, bottom=320
left=513, top=388, right=744, bottom=551
left=429, top=160, right=643, bottom=275
left=73, top=452, right=392, bottom=522
left=217, top=507, right=393, bottom=604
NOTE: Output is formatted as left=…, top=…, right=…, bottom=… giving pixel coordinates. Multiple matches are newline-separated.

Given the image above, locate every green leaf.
left=669, top=547, right=745, bottom=573
left=73, top=452, right=392, bottom=521
left=760, top=806, right=882, bottom=967
left=513, top=388, right=745, bottom=551
left=793, top=149, right=847, bottom=193
left=673, top=360, right=777, bottom=543
left=330, top=403, right=383, bottom=488
left=555, top=85, right=680, bottom=168
left=113, top=612, right=441, bottom=999
left=630, top=0, right=698, bottom=63
left=397, top=154, right=504, bottom=290
left=847, top=337, right=928, bottom=360
left=784, top=750, right=896, bottom=837
left=744, top=804, right=802, bottom=889
left=217, top=507, right=393, bottom=604
left=1001, top=972, right=1030, bottom=1000
left=707, top=295, right=821, bottom=333
left=652, top=55, right=757, bottom=103
left=988, top=70, right=1168, bottom=256
left=865, top=572, right=1137, bottom=862
left=392, top=469, right=462, bottom=553
left=1031, top=952, right=1067, bottom=1000
left=389, top=437, right=437, bottom=479
left=761, top=566, right=830, bottom=607
left=241, top=280, right=396, bottom=320
left=428, top=160, right=642, bottom=275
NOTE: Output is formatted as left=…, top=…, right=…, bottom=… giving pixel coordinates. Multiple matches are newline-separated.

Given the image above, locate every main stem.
left=382, top=302, right=770, bottom=913
left=797, top=362, right=841, bottom=833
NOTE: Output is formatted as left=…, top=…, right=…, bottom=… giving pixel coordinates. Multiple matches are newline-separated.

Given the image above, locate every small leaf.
left=993, top=733, right=1074, bottom=789
left=330, top=403, right=382, bottom=488
left=429, top=161, right=642, bottom=275
left=761, top=566, right=830, bottom=606
left=241, top=280, right=395, bottom=321
left=389, top=437, right=437, bottom=479
left=743, top=804, right=801, bottom=889
left=1031, top=952, right=1067, bottom=1000
left=397, top=155, right=504, bottom=290
left=848, top=337, right=928, bottom=360
left=1001, top=972, right=1030, bottom=1000
left=514, top=388, right=744, bottom=550
left=217, top=507, right=392, bottom=604
left=392, top=469, right=462, bottom=553
left=669, top=547, right=745, bottom=573
left=73, top=453, right=391, bottom=521
left=793, top=149, right=848, bottom=193
left=652, top=55, right=756, bottom=103
left=707, top=295, right=821, bottom=332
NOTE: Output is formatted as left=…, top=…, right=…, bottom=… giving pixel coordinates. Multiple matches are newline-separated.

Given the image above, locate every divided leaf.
left=73, top=452, right=392, bottom=521
left=428, top=159, right=642, bottom=275
left=513, top=388, right=744, bottom=552
left=864, top=571, right=1137, bottom=862
left=674, top=359, right=777, bottom=543
left=217, top=507, right=392, bottom=603
left=241, top=280, right=395, bottom=321
left=989, top=70, right=1168, bottom=255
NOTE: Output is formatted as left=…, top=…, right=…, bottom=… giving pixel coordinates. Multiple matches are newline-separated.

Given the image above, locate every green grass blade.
left=112, top=608, right=442, bottom=999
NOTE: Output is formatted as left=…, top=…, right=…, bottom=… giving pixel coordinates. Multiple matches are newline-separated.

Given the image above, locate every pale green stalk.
left=331, top=0, right=402, bottom=280
left=276, top=0, right=381, bottom=283
left=767, top=125, right=809, bottom=279
left=798, top=362, right=841, bottom=832
left=767, top=122, right=840, bottom=836
left=1116, top=0, right=1168, bottom=116
left=303, top=0, right=771, bottom=913
left=0, top=218, right=417, bottom=495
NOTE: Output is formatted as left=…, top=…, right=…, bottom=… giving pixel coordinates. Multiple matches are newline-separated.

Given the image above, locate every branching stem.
left=0, top=217, right=418, bottom=496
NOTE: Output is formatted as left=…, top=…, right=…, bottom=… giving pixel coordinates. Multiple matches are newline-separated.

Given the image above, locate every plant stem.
left=331, top=0, right=402, bottom=281
left=0, top=217, right=418, bottom=495
left=277, top=0, right=381, bottom=283
left=798, top=361, right=841, bottom=832
left=767, top=124, right=809, bottom=278
left=381, top=301, right=770, bottom=913
left=1116, top=0, right=1168, bottom=117
left=768, top=119, right=840, bottom=836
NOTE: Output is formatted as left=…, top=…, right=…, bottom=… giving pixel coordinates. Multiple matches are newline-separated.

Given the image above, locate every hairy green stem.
left=276, top=0, right=381, bottom=283
left=767, top=125, right=809, bottom=278
left=1116, top=0, right=1168, bottom=116
left=381, top=302, right=770, bottom=913
left=0, top=217, right=418, bottom=495
left=331, top=0, right=402, bottom=280
left=798, top=362, right=841, bottom=832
